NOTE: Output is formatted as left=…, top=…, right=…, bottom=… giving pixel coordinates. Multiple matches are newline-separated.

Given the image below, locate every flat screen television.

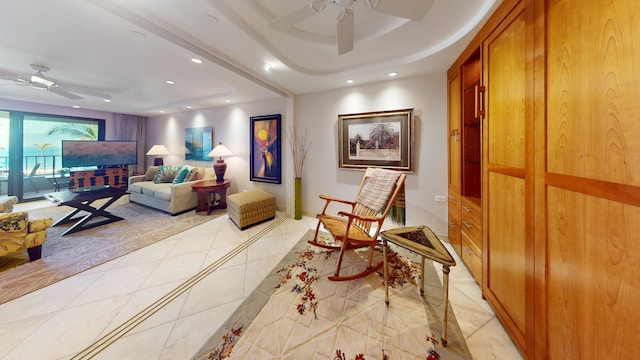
left=62, top=140, right=138, bottom=168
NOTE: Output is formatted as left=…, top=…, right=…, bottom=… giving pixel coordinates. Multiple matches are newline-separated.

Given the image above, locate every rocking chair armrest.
left=318, top=194, right=356, bottom=215
left=318, top=194, right=355, bottom=206
left=337, top=210, right=382, bottom=224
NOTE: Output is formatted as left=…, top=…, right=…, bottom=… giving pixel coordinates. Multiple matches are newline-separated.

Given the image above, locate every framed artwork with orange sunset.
left=250, top=114, right=281, bottom=184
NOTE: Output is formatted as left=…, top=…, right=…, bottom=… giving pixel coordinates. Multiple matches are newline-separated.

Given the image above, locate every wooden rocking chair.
left=309, top=167, right=407, bottom=281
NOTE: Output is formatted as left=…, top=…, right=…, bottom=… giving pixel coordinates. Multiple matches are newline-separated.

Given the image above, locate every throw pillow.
left=173, top=167, right=190, bottom=184
left=144, top=166, right=159, bottom=181
left=153, top=165, right=182, bottom=183
left=183, top=168, right=200, bottom=182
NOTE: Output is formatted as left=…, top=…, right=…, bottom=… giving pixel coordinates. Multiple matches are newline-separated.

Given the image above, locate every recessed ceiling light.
left=166, top=80, right=175, bottom=85
left=346, top=79, right=354, bottom=84
left=264, top=63, right=272, bottom=71
left=103, top=99, right=111, bottom=103
left=72, top=105, right=80, bottom=109
left=186, top=105, right=192, bottom=109
left=388, top=72, right=398, bottom=77
left=191, top=58, right=202, bottom=64
left=160, top=110, right=165, bottom=113
left=225, top=99, right=231, bottom=103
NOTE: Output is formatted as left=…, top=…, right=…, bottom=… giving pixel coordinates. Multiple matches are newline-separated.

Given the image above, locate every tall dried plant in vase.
left=287, top=127, right=311, bottom=219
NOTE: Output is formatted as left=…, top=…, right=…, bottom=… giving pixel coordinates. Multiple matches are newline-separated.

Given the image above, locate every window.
left=0, top=110, right=104, bottom=200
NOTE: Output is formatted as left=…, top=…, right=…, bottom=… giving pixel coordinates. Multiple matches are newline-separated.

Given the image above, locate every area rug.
left=0, top=197, right=222, bottom=305
left=192, top=230, right=471, bottom=359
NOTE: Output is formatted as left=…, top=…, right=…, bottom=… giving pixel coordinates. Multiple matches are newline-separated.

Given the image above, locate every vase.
left=294, top=177, right=302, bottom=220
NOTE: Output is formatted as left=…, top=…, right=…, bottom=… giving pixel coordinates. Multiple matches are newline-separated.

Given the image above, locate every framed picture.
left=338, top=108, right=414, bottom=172
left=250, top=114, right=281, bottom=184
left=185, top=127, right=213, bottom=161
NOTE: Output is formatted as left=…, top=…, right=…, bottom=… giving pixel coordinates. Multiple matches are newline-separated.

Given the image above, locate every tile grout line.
left=70, top=215, right=290, bottom=360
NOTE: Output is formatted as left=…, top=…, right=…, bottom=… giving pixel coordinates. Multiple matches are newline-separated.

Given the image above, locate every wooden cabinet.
left=448, top=47, right=482, bottom=283
left=460, top=197, right=481, bottom=280
left=449, top=0, right=640, bottom=358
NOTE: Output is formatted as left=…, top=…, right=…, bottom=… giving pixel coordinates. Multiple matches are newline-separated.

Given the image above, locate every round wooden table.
left=191, top=179, right=231, bottom=215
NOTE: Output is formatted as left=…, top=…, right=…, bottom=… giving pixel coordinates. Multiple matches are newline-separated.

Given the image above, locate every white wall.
left=146, top=97, right=289, bottom=208
left=295, top=73, right=449, bottom=234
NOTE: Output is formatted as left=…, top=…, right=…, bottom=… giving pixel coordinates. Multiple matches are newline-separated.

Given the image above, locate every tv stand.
left=69, top=165, right=128, bottom=191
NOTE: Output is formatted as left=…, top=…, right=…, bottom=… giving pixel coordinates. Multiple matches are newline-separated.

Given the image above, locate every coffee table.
left=45, top=187, right=127, bottom=236
left=380, top=225, right=456, bottom=345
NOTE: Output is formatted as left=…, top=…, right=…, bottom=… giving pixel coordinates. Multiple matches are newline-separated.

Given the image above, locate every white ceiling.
left=0, top=0, right=499, bottom=116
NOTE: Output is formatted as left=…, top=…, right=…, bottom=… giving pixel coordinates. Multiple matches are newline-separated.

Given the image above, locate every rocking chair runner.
left=309, top=167, right=407, bottom=281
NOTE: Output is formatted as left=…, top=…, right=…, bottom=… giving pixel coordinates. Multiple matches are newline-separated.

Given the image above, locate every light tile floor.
left=0, top=203, right=522, bottom=359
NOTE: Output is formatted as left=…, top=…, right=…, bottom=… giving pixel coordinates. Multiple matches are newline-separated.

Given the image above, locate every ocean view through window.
left=0, top=110, right=104, bottom=200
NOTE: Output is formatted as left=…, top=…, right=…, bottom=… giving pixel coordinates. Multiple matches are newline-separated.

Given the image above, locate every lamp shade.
left=146, top=145, right=170, bottom=156
left=146, top=145, right=169, bottom=166
left=207, top=143, right=234, bottom=159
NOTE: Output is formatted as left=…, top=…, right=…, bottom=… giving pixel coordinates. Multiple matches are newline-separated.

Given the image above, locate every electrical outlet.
left=435, top=195, right=447, bottom=202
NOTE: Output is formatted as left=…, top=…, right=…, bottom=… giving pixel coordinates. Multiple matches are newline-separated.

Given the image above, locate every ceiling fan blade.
left=56, top=84, right=111, bottom=100
left=367, top=0, right=435, bottom=21
left=269, top=0, right=327, bottom=31
left=47, top=86, right=83, bottom=100
left=337, top=8, right=354, bottom=55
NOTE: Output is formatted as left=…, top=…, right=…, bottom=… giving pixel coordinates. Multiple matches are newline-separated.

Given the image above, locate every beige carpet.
left=0, top=197, right=222, bottom=305
left=193, top=230, right=470, bottom=359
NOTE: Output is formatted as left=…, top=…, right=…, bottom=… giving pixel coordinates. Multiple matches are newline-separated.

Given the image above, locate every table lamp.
left=146, top=145, right=170, bottom=166
left=207, top=142, right=234, bottom=182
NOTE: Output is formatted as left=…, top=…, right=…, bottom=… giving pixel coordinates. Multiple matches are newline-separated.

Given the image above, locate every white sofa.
left=128, top=165, right=216, bottom=215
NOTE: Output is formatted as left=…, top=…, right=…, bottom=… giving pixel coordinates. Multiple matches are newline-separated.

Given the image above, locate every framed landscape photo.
left=338, top=108, right=414, bottom=172
left=250, top=114, right=282, bottom=184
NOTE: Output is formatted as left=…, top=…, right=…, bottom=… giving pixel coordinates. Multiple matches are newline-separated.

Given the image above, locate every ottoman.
left=227, top=189, right=276, bottom=230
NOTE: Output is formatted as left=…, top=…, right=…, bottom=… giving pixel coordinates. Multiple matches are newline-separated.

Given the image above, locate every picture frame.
left=185, top=127, right=213, bottom=161
left=250, top=114, right=282, bottom=184
left=338, top=108, right=414, bottom=172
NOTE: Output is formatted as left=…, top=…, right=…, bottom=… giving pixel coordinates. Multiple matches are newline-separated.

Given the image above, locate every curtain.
left=114, top=114, right=146, bottom=174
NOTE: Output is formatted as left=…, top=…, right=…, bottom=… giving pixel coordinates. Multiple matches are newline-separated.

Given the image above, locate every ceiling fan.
left=0, top=64, right=112, bottom=101
left=269, top=0, right=436, bottom=55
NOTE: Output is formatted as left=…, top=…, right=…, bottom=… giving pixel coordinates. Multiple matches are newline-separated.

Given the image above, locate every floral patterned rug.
left=193, top=230, right=470, bottom=359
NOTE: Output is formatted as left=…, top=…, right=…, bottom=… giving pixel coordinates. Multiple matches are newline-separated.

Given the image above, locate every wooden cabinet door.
left=448, top=72, right=462, bottom=194
left=482, top=2, right=532, bottom=355
left=448, top=71, right=463, bottom=253
left=544, top=0, right=640, bottom=358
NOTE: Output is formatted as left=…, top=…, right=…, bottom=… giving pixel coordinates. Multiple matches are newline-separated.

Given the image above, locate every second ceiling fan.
left=0, top=64, right=112, bottom=101
left=269, top=0, right=436, bottom=55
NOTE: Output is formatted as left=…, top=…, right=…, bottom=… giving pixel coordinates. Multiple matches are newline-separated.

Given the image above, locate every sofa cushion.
left=144, top=166, right=160, bottom=181
left=184, top=167, right=201, bottom=182
left=173, top=167, right=190, bottom=184
left=138, top=182, right=169, bottom=196
left=154, top=165, right=182, bottom=183
left=152, top=187, right=172, bottom=201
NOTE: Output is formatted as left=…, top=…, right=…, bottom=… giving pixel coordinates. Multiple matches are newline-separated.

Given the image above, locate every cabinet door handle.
left=462, top=220, right=472, bottom=229
left=475, top=85, right=486, bottom=118
left=462, top=205, right=472, bottom=213
left=448, top=222, right=456, bottom=228
left=463, top=246, right=473, bottom=257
